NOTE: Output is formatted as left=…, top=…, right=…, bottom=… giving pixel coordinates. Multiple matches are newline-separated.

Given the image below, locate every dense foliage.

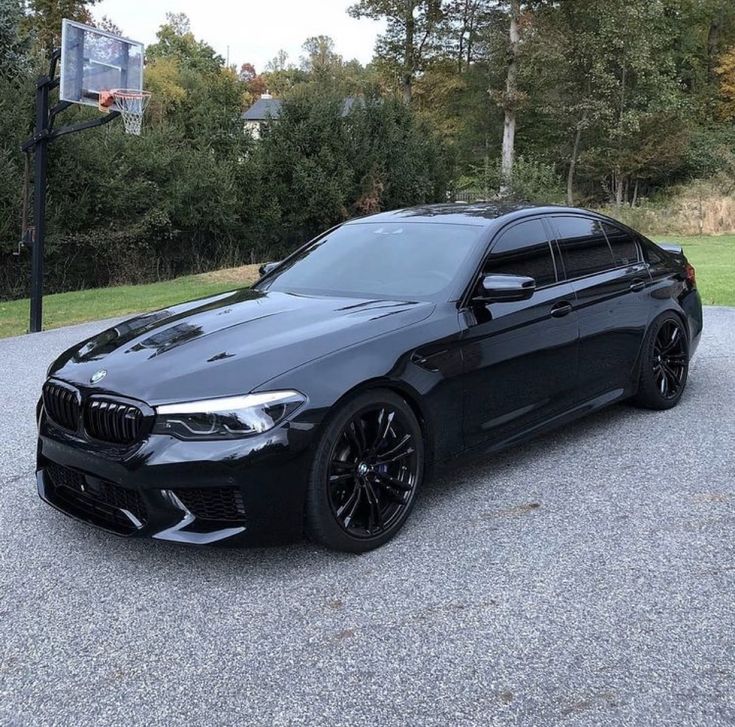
left=0, top=7, right=448, bottom=299
left=1, top=0, right=735, bottom=301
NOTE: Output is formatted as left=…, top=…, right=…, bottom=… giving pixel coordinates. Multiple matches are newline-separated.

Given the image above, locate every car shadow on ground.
left=50, top=393, right=683, bottom=576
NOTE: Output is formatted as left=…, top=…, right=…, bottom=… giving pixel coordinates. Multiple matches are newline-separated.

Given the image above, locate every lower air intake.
left=173, top=488, right=246, bottom=522
left=46, top=462, right=147, bottom=533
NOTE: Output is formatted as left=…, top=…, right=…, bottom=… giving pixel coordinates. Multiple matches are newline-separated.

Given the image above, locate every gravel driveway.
left=1, top=308, right=733, bottom=727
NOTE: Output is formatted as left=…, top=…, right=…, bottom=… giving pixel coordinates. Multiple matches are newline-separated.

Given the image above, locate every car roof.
left=344, top=202, right=601, bottom=228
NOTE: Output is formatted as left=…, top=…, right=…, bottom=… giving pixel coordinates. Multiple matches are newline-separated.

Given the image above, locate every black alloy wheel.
left=306, top=390, right=424, bottom=552
left=652, top=319, right=688, bottom=400
left=633, top=314, right=689, bottom=410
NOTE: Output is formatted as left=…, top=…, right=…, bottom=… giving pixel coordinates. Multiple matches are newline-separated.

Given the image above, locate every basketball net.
left=99, top=89, right=152, bottom=135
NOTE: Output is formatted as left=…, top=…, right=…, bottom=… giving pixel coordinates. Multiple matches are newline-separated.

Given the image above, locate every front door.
left=460, top=218, right=579, bottom=451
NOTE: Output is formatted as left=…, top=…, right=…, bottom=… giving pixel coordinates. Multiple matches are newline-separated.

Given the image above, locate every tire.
left=632, top=313, right=689, bottom=410
left=305, top=389, right=424, bottom=553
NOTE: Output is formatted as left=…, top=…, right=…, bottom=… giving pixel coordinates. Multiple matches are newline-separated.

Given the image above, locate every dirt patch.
left=693, top=492, right=733, bottom=503
left=195, top=264, right=262, bottom=285
left=335, top=628, right=355, bottom=642
left=486, top=502, right=541, bottom=518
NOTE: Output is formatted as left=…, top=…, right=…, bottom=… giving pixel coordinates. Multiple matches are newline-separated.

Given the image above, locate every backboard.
left=60, top=19, right=144, bottom=108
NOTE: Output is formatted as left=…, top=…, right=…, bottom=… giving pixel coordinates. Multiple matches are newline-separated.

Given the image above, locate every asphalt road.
left=1, top=308, right=734, bottom=727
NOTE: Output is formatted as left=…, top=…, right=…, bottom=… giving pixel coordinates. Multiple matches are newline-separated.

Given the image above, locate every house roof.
left=242, top=98, right=283, bottom=121
left=242, top=96, right=363, bottom=121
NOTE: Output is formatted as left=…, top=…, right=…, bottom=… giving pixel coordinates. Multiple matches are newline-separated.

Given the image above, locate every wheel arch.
left=633, top=306, right=690, bottom=380
left=318, top=377, right=436, bottom=472
left=648, top=306, right=691, bottom=346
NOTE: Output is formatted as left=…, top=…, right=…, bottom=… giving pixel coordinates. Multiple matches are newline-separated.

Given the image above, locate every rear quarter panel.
left=642, top=238, right=703, bottom=356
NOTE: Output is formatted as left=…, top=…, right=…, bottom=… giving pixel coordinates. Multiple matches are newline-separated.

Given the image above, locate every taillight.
left=685, top=262, right=696, bottom=287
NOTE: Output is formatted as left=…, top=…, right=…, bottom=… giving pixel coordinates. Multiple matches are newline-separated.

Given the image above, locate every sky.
left=93, top=0, right=385, bottom=72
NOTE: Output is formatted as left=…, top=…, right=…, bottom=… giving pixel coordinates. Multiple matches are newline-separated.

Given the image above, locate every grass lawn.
left=0, top=236, right=732, bottom=339
left=654, top=235, right=735, bottom=307
left=0, top=265, right=260, bottom=339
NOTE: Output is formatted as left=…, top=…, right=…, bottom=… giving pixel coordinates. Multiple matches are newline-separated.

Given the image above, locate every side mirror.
left=474, top=274, right=536, bottom=303
left=259, top=261, right=281, bottom=276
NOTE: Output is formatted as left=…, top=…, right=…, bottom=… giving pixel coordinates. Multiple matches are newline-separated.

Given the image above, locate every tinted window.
left=484, top=219, right=557, bottom=287
left=257, top=222, right=482, bottom=301
left=554, top=216, right=615, bottom=278
left=642, top=240, right=663, bottom=264
left=603, top=222, right=640, bottom=266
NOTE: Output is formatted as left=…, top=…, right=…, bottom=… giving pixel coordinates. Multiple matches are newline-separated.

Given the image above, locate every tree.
left=716, top=45, right=735, bottom=120
left=0, top=0, right=29, bottom=72
left=349, top=0, right=444, bottom=103
left=0, top=0, right=33, bottom=261
left=239, top=63, right=268, bottom=107
left=443, top=0, right=487, bottom=71
left=518, top=0, right=690, bottom=205
left=252, top=87, right=449, bottom=253
left=265, top=49, right=290, bottom=72
left=239, top=63, right=258, bottom=83
left=300, top=35, right=342, bottom=75
left=22, top=0, right=99, bottom=51
left=523, top=0, right=612, bottom=203
left=499, top=0, right=520, bottom=193
left=145, top=56, right=187, bottom=120
left=95, top=15, right=122, bottom=36
left=147, top=12, right=224, bottom=74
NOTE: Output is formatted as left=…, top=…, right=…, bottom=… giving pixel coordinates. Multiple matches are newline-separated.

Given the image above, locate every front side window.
left=553, top=216, right=615, bottom=278
left=483, top=219, right=557, bottom=287
left=602, top=222, right=640, bottom=267
left=256, top=222, right=483, bottom=301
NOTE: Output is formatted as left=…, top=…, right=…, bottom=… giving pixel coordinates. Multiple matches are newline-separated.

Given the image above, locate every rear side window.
left=484, top=219, right=557, bottom=287
left=553, top=216, right=614, bottom=278
left=603, top=222, right=640, bottom=266
left=641, top=238, right=664, bottom=264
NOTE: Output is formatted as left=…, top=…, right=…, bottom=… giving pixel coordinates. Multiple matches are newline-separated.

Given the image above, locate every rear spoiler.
left=656, top=241, right=683, bottom=256
left=655, top=240, right=695, bottom=285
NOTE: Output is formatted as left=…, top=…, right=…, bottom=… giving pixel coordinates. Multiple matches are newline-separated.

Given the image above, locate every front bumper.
left=36, top=415, right=316, bottom=545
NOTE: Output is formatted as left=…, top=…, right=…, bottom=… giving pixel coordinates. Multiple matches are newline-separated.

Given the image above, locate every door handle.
left=630, top=279, right=645, bottom=292
left=550, top=301, right=573, bottom=318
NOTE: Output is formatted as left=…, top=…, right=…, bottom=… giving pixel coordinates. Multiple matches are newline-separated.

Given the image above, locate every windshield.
left=256, top=222, right=482, bottom=301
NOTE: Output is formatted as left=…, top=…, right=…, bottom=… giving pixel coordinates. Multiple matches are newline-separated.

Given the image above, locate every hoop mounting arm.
left=21, top=110, right=121, bottom=152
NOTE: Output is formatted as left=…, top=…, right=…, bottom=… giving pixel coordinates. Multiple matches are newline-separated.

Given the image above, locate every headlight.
left=152, top=390, right=305, bottom=440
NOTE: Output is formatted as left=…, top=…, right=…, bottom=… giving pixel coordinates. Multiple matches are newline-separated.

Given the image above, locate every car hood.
left=49, top=289, right=434, bottom=404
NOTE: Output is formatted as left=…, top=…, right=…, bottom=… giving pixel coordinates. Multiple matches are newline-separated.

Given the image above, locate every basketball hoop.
left=107, top=88, right=152, bottom=135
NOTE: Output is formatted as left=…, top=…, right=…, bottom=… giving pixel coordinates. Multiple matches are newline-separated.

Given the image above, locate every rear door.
left=460, top=217, right=579, bottom=450
left=549, top=215, right=651, bottom=401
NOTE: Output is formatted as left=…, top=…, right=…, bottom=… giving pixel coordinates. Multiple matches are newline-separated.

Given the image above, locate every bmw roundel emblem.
left=90, top=369, right=107, bottom=384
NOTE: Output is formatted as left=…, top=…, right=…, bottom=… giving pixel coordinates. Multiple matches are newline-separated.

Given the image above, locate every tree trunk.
left=466, top=0, right=477, bottom=67
left=501, top=0, right=521, bottom=195
left=458, top=29, right=465, bottom=73
left=567, top=117, right=584, bottom=206
left=402, top=77, right=413, bottom=105
left=708, top=13, right=723, bottom=79
left=457, top=1, right=467, bottom=73
left=403, top=0, right=415, bottom=104
left=632, top=178, right=639, bottom=207
left=458, top=0, right=477, bottom=72
left=615, top=172, right=624, bottom=207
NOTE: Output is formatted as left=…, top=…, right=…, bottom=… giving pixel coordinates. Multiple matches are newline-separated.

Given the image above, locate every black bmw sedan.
left=37, top=204, right=703, bottom=551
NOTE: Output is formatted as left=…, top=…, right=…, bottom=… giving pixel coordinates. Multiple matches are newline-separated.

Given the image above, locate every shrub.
left=596, top=177, right=735, bottom=235
left=455, top=155, right=565, bottom=204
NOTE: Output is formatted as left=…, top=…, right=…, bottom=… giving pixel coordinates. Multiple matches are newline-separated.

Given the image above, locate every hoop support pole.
left=29, top=65, right=50, bottom=333
left=18, top=48, right=122, bottom=333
